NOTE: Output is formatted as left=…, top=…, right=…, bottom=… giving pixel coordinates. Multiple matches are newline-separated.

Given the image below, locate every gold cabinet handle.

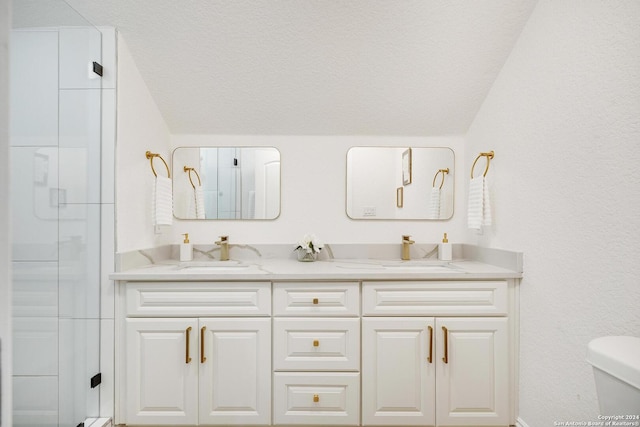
left=200, top=326, right=207, bottom=363
left=442, top=326, right=449, bottom=364
left=427, top=325, right=433, bottom=364
left=313, top=340, right=319, bottom=347
left=312, top=298, right=319, bottom=305
left=313, top=394, right=319, bottom=403
left=185, top=326, right=192, bottom=364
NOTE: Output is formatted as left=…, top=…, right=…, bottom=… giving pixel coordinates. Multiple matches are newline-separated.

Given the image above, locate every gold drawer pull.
left=185, top=326, right=192, bottom=364
left=312, top=298, right=319, bottom=305
left=427, top=325, right=433, bottom=364
left=201, top=326, right=207, bottom=363
left=313, top=394, right=319, bottom=403
left=442, top=326, right=449, bottom=364
left=313, top=340, right=319, bottom=347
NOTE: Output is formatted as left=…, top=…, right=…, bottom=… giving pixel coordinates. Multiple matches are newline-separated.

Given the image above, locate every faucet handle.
left=218, top=235, right=228, bottom=242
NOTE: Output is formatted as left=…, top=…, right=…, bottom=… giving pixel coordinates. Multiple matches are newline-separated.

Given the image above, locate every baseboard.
left=517, top=417, right=531, bottom=427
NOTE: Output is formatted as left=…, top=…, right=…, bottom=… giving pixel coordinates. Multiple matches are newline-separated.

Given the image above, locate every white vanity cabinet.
left=120, top=282, right=272, bottom=426
left=114, top=260, right=520, bottom=427
left=361, top=281, right=513, bottom=427
left=272, top=282, right=361, bottom=425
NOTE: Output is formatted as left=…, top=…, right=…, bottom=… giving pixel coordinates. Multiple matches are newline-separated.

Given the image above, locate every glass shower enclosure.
left=10, top=0, right=103, bottom=425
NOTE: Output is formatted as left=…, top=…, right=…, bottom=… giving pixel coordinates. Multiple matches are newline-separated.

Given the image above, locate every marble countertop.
left=110, top=257, right=522, bottom=282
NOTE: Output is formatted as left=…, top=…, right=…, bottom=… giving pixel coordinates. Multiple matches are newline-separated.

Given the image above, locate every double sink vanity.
left=111, top=243, right=522, bottom=427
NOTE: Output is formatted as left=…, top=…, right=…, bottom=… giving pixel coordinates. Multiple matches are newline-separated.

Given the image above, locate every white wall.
left=466, top=0, right=640, bottom=424
left=0, top=0, right=11, bottom=424
left=116, top=34, right=172, bottom=252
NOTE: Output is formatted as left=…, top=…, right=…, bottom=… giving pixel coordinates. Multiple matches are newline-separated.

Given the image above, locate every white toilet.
left=587, top=336, right=640, bottom=414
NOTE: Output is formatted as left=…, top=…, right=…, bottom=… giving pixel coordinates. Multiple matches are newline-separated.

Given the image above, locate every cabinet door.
left=362, top=317, right=436, bottom=426
left=199, top=318, right=271, bottom=425
left=125, top=318, right=198, bottom=425
left=435, top=317, right=508, bottom=426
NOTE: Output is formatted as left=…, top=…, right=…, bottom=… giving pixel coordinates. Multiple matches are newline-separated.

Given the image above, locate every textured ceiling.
left=63, top=0, right=538, bottom=135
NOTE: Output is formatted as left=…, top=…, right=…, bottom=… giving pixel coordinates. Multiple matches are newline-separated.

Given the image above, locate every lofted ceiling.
left=61, top=0, right=538, bottom=136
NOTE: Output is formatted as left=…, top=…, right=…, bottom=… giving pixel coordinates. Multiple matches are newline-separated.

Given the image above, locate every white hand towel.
left=429, top=187, right=441, bottom=219
left=152, top=176, right=173, bottom=226
left=468, top=176, right=491, bottom=230
left=482, top=177, right=492, bottom=226
left=195, top=186, right=205, bottom=219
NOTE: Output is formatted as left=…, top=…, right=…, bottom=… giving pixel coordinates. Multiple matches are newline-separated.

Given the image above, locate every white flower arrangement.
left=295, top=233, right=324, bottom=255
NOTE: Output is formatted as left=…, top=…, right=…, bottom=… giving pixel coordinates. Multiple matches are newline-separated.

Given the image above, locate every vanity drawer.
left=362, top=281, right=508, bottom=316
left=125, top=282, right=271, bottom=317
left=273, top=318, right=360, bottom=371
left=273, top=372, right=360, bottom=425
left=273, top=282, right=360, bottom=316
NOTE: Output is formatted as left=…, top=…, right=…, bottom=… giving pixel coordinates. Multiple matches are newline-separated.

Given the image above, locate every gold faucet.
left=401, top=235, right=415, bottom=260
left=215, top=235, right=229, bottom=261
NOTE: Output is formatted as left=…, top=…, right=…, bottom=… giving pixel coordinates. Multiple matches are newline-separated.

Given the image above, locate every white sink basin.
left=177, top=261, right=250, bottom=272
left=380, top=261, right=458, bottom=273
left=333, top=260, right=459, bottom=273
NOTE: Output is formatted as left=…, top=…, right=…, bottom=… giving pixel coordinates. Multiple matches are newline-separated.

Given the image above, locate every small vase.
left=297, top=250, right=317, bottom=262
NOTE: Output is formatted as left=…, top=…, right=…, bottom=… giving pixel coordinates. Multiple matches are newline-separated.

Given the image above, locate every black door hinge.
left=90, top=372, right=102, bottom=388
left=92, top=61, right=103, bottom=77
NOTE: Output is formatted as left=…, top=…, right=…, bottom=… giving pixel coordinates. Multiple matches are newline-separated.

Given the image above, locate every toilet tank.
left=587, top=336, right=640, bottom=415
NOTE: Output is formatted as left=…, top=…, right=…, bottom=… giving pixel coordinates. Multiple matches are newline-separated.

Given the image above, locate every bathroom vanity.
left=111, top=246, right=522, bottom=427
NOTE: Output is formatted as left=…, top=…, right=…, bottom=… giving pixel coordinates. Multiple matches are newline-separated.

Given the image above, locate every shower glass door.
left=10, top=0, right=102, bottom=425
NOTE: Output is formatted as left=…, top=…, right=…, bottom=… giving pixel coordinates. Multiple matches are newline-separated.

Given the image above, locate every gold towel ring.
left=470, top=151, right=494, bottom=179
left=432, top=168, right=449, bottom=190
left=145, top=151, right=170, bottom=178
left=183, top=166, right=202, bottom=189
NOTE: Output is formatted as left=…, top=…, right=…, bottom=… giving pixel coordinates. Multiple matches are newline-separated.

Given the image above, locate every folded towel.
left=152, top=176, right=173, bottom=226
left=429, top=187, right=441, bottom=219
left=468, top=176, right=491, bottom=230
left=195, top=186, right=205, bottom=219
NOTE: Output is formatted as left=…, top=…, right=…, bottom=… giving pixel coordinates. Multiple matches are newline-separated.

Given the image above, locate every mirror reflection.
left=172, top=147, right=281, bottom=220
left=346, top=147, right=454, bottom=220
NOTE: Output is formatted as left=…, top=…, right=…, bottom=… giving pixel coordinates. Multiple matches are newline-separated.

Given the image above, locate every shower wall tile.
left=13, top=317, right=58, bottom=376
left=9, top=30, right=58, bottom=147
left=13, top=375, right=59, bottom=426
left=59, top=319, right=101, bottom=425
left=12, top=262, right=58, bottom=318
left=59, top=89, right=101, bottom=204
left=59, top=28, right=102, bottom=90
left=11, top=147, right=59, bottom=261
left=59, top=205, right=101, bottom=319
